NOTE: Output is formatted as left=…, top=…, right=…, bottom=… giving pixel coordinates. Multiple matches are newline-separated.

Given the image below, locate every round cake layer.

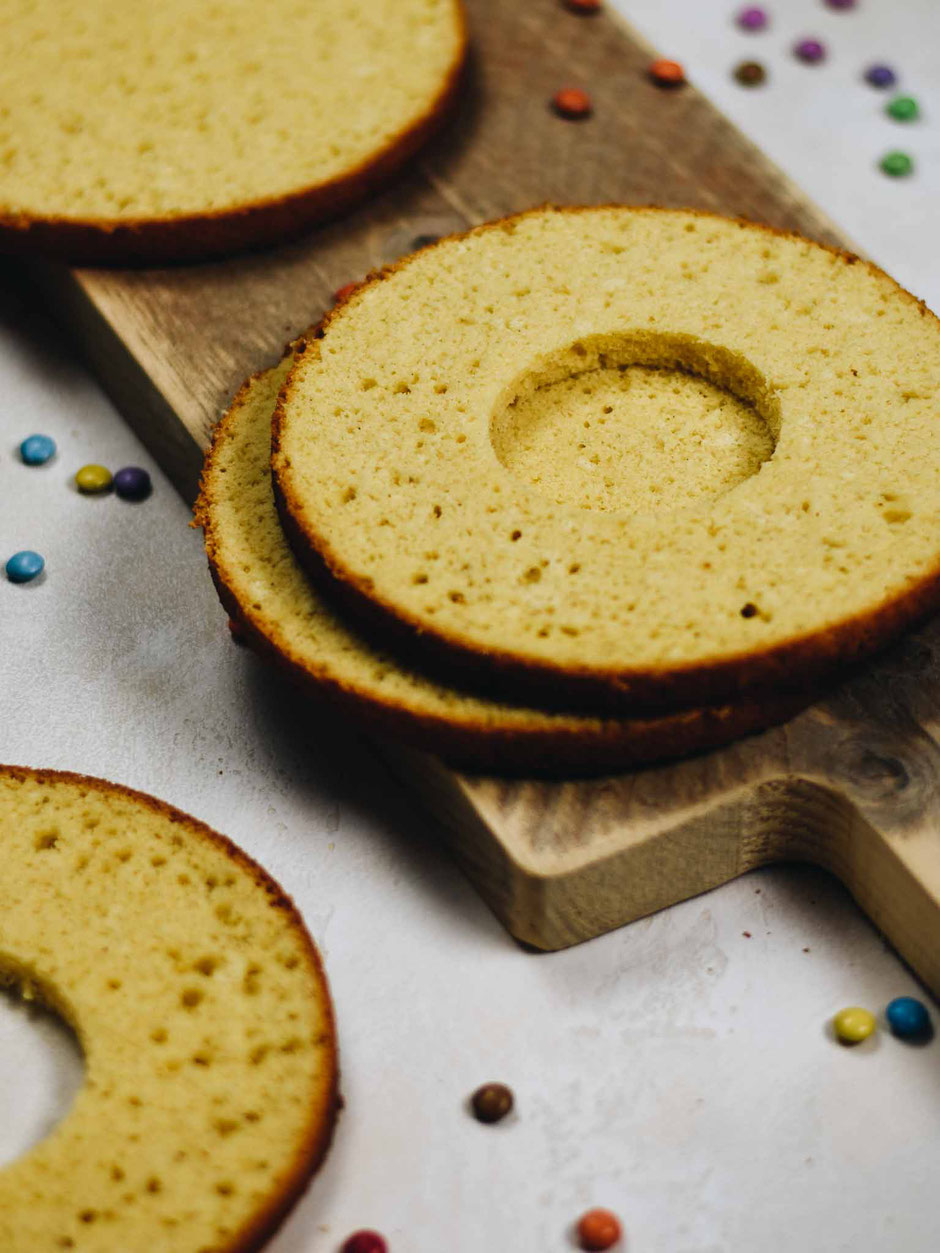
left=196, top=356, right=807, bottom=775
left=0, top=765, right=338, bottom=1252
left=273, top=206, right=940, bottom=713
left=0, top=0, right=465, bottom=262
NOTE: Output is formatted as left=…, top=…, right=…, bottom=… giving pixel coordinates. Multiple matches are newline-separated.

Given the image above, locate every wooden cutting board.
left=26, top=0, right=940, bottom=995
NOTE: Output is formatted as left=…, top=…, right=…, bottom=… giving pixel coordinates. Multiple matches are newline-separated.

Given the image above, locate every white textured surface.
left=616, top=0, right=940, bottom=311
left=1, top=3, right=940, bottom=1249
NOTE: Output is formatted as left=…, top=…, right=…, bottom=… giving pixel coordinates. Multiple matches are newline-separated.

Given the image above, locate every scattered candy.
left=833, top=1006, right=877, bottom=1044
left=734, top=60, right=767, bottom=86
left=577, top=1208, right=622, bottom=1251
left=19, top=434, right=56, bottom=466
left=793, top=38, right=826, bottom=65
left=75, top=463, right=113, bottom=494
left=880, top=150, right=914, bottom=177
left=886, top=996, right=931, bottom=1040
left=227, top=617, right=249, bottom=645
left=470, top=1082, right=514, bottom=1123
left=552, top=87, right=593, bottom=119
left=565, top=0, right=602, bottom=13
left=648, top=58, right=686, bottom=88
left=332, top=281, right=361, bottom=305
left=410, top=233, right=440, bottom=251
left=736, top=7, right=768, bottom=32
left=340, top=1232, right=387, bottom=1253
left=886, top=95, right=919, bottom=122
left=114, top=465, right=152, bottom=501
left=5, top=550, right=45, bottom=584
left=865, top=63, right=897, bottom=89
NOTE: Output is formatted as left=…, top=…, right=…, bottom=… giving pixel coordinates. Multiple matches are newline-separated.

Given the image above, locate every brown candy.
left=470, top=1082, right=514, bottom=1123
left=734, top=60, right=767, bottom=86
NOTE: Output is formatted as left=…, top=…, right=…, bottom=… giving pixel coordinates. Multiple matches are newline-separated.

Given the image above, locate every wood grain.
left=22, top=0, right=940, bottom=993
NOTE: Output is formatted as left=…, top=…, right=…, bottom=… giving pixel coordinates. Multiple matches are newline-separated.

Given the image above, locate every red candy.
left=340, top=1232, right=387, bottom=1253
left=565, top=0, right=603, bottom=12
left=648, top=58, right=685, bottom=87
left=577, top=1208, right=622, bottom=1251
left=552, top=87, right=593, bottom=119
left=332, top=281, right=361, bottom=305
left=226, top=618, right=248, bottom=645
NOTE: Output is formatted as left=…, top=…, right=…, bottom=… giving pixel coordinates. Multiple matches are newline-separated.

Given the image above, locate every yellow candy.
left=75, top=463, right=113, bottom=494
left=833, top=1007, right=877, bottom=1044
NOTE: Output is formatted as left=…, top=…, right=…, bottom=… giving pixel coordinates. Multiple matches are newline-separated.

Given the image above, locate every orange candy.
left=332, top=281, right=361, bottom=304
left=577, top=1208, right=622, bottom=1251
left=552, top=87, right=594, bottom=119
left=648, top=58, right=686, bottom=87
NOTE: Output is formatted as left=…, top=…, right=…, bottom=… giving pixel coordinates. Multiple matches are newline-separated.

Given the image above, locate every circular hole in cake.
left=489, top=332, right=779, bottom=514
left=0, top=976, right=85, bottom=1168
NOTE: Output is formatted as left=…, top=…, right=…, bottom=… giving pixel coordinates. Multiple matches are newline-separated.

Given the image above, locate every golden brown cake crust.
left=0, top=763, right=340, bottom=1252
left=271, top=205, right=940, bottom=716
left=0, top=5, right=467, bottom=265
left=198, top=358, right=810, bottom=776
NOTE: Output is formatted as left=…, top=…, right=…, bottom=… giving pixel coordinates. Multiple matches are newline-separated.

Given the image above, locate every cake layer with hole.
left=273, top=206, right=940, bottom=714
left=0, top=0, right=465, bottom=262
left=0, top=765, right=337, bottom=1252
left=196, top=355, right=809, bottom=775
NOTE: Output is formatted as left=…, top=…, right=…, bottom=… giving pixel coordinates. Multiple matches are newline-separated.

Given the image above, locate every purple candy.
left=113, top=465, right=152, bottom=502
left=824, top=0, right=856, bottom=8
left=794, top=38, right=826, bottom=64
left=737, top=6, right=768, bottom=31
left=865, top=63, right=897, bottom=89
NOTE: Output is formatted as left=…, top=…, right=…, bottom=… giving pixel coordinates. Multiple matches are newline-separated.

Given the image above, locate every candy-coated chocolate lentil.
left=825, top=0, right=856, bottom=8
left=794, top=38, right=826, bottom=64
left=880, top=150, right=914, bottom=177
left=649, top=58, right=685, bottom=87
left=470, top=1082, right=514, bottom=1123
left=340, top=1232, right=388, bottom=1253
left=865, top=63, right=897, bottom=89
left=737, top=7, right=768, bottom=32
left=5, top=550, right=45, bottom=583
left=565, top=0, right=602, bottom=13
left=887, top=95, right=919, bottom=122
left=75, top=463, right=113, bottom=494
left=886, top=996, right=931, bottom=1039
left=227, top=617, right=249, bottom=645
left=552, top=87, right=593, bottom=119
left=833, top=1006, right=876, bottom=1044
left=19, top=433, right=56, bottom=465
left=332, top=281, right=361, bottom=305
left=113, top=465, right=152, bottom=501
left=734, top=60, right=767, bottom=86
left=577, top=1208, right=622, bottom=1251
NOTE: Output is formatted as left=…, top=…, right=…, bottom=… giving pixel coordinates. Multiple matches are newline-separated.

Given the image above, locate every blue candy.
left=113, top=465, right=152, bottom=501
left=19, top=433, right=56, bottom=466
left=865, top=64, right=897, bottom=89
left=5, top=550, right=45, bottom=583
left=886, top=996, right=931, bottom=1039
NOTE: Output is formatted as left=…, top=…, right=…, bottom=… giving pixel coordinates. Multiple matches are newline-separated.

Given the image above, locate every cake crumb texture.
left=0, top=765, right=338, bottom=1252
left=0, top=0, right=465, bottom=259
left=195, top=357, right=807, bottom=774
left=273, top=206, right=940, bottom=711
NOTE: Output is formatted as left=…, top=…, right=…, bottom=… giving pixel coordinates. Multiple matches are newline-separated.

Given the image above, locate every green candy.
left=880, top=151, right=914, bottom=178
left=887, top=95, right=919, bottom=122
